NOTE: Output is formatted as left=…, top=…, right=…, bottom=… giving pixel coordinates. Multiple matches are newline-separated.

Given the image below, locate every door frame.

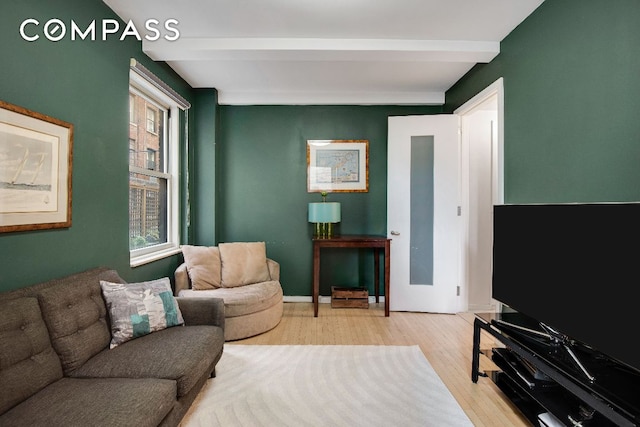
left=454, top=77, right=505, bottom=312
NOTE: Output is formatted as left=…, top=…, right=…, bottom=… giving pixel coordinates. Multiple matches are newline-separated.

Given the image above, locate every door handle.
left=390, top=231, right=401, bottom=236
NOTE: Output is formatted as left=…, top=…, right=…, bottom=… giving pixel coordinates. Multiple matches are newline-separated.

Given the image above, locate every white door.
left=387, top=115, right=461, bottom=313
left=462, top=107, right=497, bottom=311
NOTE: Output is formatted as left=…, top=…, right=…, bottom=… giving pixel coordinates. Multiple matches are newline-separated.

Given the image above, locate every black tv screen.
left=492, top=202, right=640, bottom=373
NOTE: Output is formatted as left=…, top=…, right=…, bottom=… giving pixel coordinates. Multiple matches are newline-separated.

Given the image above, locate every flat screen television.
left=492, top=202, right=640, bottom=374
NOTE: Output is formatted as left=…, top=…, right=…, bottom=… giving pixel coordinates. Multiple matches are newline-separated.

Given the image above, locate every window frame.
left=128, top=70, right=181, bottom=267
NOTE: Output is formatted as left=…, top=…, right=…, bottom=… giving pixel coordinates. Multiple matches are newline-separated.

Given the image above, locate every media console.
left=472, top=312, right=640, bottom=426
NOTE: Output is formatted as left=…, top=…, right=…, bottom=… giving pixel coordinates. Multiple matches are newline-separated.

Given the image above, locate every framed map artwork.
left=307, top=139, right=368, bottom=192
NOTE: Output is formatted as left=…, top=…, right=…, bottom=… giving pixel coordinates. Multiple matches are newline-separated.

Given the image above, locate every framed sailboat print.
left=0, top=100, right=73, bottom=232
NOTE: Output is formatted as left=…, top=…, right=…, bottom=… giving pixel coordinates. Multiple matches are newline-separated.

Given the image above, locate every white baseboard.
left=467, top=302, right=498, bottom=313
left=284, top=295, right=386, bottom=304
left=283, top=296, right=313, bottom=303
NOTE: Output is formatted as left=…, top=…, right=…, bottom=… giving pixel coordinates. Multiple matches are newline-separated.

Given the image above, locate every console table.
left=312, top=235, right=391, bottom=317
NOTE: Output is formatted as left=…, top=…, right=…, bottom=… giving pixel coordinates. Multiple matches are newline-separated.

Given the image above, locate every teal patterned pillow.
left=100, top=277, right=184, bottom=349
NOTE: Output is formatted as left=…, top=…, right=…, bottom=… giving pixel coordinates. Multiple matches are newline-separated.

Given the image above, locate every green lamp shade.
left=308, top=202, right=341, bottom=223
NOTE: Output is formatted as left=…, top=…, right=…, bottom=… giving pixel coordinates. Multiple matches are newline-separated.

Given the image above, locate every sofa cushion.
left=70, top=325, right=224, bottom=398
left=0, top=297, right=63, bottom=415
left=219, top=241, right=270, bottom=287
left=178, top=280, right=283, bottom=318
left=36, top=270, right=120, bottom=375
left=0, top=377, right=175, bottom=427
left=181, top=245, right=222, bottom=290
left=100, top=278, right=184, bottom=348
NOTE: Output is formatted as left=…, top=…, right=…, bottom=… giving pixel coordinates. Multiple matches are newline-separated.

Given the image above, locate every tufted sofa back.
left=0, top=297, right=63, bottom=415
left=0, top=268, right=126, bottom=376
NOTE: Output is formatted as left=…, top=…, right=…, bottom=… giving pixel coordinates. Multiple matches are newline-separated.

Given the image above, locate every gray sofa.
left=0, top=267, right=225, bottom=427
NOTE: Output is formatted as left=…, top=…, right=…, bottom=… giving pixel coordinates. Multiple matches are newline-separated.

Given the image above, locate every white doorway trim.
left=454, top=77, right=504, bottom=205
left=454, top=77, right=504, bottom=312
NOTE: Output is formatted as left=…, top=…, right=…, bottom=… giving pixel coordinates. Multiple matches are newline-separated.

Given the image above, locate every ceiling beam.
left=215, top=89, right=445, bottom=106
left=143, top=38, right=499, bottom=63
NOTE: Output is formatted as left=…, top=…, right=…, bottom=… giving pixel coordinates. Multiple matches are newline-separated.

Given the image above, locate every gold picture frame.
left=307, top=139, right=369, bottom=192
left=0, top=100, right=73, bottom=232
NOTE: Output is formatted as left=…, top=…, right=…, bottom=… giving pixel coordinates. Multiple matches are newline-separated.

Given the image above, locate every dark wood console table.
left=312, top=235, right=391, bottom=317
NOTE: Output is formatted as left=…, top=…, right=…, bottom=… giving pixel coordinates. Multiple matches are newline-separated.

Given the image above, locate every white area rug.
left=180, top=345, right=474, bottom=427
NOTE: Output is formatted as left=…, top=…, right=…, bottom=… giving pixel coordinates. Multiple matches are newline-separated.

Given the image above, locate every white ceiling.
left=103, top=0, right=543, bottom=105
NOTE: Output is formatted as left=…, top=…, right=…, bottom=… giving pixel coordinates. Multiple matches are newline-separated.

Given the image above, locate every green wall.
left=215, top=105, right=439, bottom=296
left=191, top=89, right=219, bottom=246
left=0, top=0, right=194, bottom=292
left=445, top=0, right=640, bottom=203
left=6, top=0, right=638, bottom=297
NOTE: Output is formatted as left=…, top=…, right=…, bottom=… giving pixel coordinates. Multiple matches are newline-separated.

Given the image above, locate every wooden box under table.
left=331, top=286, right=369, bottom=309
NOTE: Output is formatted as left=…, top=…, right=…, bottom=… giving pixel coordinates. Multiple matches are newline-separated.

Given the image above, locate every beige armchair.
left=175, top=242, right=283, bottom=341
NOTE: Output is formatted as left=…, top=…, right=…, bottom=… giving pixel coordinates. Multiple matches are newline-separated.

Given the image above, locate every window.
left=128, top=61, right=188, bottom=266
left=146, top=107, right=157, bottom=133
left=129, top=139, right=136, bottom=164
left=129, top=94, right=136, bottom=123
left=146, top=148, right=157, bottom=170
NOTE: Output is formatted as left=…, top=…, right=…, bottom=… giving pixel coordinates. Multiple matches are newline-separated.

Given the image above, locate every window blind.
left=130, top=58, right=191, bottom=110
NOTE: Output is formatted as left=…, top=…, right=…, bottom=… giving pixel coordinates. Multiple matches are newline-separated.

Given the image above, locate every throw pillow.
left=181, top=245, right=222, bottom=290
left=100, top=278, right=184, bottom=349
left=219, top=241, right=271, bottom=287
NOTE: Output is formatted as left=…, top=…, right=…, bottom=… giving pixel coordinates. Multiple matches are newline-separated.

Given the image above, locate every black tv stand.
left=472, top=312, right=640, bottom=426
left=495, top=318, right=596, bottom=384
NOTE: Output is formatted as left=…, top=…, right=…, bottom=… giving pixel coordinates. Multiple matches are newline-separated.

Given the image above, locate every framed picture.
left=0, top=100, right=73, bottom=232
left=307, top=139, right=369, bottom=192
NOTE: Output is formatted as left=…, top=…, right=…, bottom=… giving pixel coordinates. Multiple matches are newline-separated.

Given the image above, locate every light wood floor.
left=234, top=302, right=531, bottom=427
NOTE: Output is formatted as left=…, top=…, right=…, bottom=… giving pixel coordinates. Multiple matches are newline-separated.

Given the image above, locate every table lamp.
left=308, top=194, right=341, bottom=238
